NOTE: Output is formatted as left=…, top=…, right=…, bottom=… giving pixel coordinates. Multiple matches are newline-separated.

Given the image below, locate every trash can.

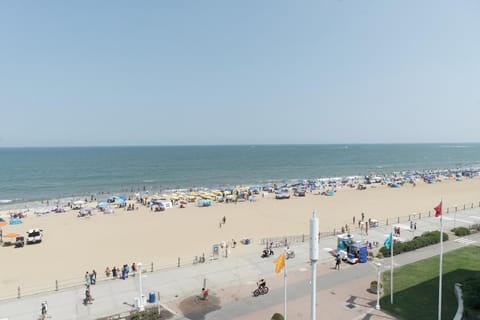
left=148, top=291, right=156, bottom=303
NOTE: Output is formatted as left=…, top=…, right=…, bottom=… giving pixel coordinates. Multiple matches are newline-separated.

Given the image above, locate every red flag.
left=434, top=201, right=442, bottom=217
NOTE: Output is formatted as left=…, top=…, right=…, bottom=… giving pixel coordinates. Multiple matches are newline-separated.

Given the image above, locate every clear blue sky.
left=1, top=1, right=479, bottom=147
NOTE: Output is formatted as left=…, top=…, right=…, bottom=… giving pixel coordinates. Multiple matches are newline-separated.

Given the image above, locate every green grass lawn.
left=380, top=245, right=480, bottom=320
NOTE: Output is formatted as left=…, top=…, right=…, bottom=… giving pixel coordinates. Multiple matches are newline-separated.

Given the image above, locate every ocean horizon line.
left=1, top=142, right=480, bottom=149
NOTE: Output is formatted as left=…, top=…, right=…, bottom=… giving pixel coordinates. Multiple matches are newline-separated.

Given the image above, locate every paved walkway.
left=0, top=209, right=479, bottom=320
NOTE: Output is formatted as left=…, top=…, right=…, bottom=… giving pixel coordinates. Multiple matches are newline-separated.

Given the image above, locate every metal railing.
left=2, top=201, right=479, bottom=301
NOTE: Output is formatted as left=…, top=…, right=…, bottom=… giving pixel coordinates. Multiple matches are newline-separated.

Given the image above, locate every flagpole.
left=438, top=200, right=444, bottom=320
left=390, top=226, right=394, bottom=304
left=309, top=211, right=319, bottom=320
left=284, top=248, right=287, bottom=320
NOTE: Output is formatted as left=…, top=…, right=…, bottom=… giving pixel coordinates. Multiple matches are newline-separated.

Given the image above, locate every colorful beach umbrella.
left=3, top=233, right=20, bottom=238
left=0, top=218, right=7, bottom=227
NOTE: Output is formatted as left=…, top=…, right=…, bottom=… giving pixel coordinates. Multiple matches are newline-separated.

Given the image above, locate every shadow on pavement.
left=178, top=294, right=221, bottom=320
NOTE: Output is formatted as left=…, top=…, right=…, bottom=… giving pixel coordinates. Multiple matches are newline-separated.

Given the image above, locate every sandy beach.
left=1, top=177, right=480, bottom=297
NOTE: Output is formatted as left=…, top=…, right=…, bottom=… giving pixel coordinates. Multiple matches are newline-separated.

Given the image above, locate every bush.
left=452, top=227, right=470, bottom=237
left=271, top=313, right=284, bottom=320
left=379, top=231, right=448, bottom=257
left=462, top=275, right=480, bottom=317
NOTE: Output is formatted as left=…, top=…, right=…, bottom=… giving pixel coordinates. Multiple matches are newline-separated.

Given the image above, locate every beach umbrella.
left=0, top=218, right=7, bottom=227
left=3, top=232, right=20, bottom=239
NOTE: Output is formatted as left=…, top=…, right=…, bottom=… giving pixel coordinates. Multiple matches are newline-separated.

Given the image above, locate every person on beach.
left=222, top=216, right=226, bottom=224
left=353, top=216, right=355, bottom=224
left=105, top=266, right=111, bottom=277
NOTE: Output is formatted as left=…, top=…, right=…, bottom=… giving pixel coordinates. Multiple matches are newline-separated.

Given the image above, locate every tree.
left=271, top=313, right=284, bottom=320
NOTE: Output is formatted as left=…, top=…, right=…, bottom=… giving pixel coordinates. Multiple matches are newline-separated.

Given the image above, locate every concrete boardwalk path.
left=0, top=209, right=479, bottom=320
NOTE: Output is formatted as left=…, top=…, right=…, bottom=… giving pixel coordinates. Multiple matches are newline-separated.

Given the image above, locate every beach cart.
left=15, top=236, right=25, bottom=248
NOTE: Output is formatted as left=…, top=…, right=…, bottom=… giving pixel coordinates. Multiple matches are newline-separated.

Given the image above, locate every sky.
left=1, top=0, right=479, bottom=147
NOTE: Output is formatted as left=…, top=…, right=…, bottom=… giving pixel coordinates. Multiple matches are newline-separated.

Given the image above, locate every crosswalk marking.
left=454, top=238, right=476, bottom=245
left=469, top=216, right=480, bottom=220
left=442, top=216, right=474, bottom=224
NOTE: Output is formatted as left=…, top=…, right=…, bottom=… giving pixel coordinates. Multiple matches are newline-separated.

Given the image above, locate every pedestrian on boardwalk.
left=85, top=271, right=91, bottom=286
left=105, top=266, right=111, bottom=277
left=335, top=255, right=341, bottom=270
left=91, top=270, right=96, bottom=285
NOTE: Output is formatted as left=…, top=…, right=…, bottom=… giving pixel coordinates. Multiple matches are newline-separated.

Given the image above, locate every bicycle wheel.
left=253, top=289, right=260, bottom=297
left=262, top=286, right=269, bottom=294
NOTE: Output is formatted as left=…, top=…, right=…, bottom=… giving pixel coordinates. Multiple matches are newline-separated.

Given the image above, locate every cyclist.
left=201, top=287, right=209, bottom=301
left=257, top=279, right=266, bottom=290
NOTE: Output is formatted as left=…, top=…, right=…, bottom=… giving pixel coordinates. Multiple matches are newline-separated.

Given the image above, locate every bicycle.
left=194, top=288, right=209, bottom=303
left=253, top=285, right=269, bottom=297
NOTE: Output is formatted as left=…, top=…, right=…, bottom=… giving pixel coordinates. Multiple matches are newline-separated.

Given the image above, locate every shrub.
left=462, top=275, right=480, bottom=317
left=379, top=231, right=448, bottom=257
left=271, top=313, right=284, bottom=320
left=452, top=227, right=470, bottom=237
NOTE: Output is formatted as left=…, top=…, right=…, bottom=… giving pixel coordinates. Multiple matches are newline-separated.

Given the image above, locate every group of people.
left=85, top=270, right=97, bottom=286
left=104, top=262, right=137, bottom=280
left=125, top=203, right=136, bottom=211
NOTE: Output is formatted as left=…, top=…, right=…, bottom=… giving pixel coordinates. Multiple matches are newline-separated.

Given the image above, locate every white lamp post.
left=375, top=262, right=382, bottom=310
left=138, top=262, right=144, bottom=311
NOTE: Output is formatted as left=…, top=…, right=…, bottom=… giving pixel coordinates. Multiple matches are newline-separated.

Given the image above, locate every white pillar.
left=375, top=262, right=381, bottom=310
left=138, top=262, right=144, bottom=311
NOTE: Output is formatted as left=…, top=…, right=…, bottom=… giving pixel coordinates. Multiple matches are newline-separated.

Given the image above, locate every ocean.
left=1, top=144, right=480, bottom=209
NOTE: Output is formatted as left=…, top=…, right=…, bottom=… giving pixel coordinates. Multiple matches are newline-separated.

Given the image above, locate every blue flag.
left=384, top=233, right=393, bottom=250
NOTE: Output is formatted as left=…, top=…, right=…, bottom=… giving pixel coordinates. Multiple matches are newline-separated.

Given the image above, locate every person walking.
left=335, top=255, right=341, bottom=270
left=91, top=270, right=97, bottom=285
left=40, top=301, right=48, bottom=319
left=85, top=271, right=91, bottom=286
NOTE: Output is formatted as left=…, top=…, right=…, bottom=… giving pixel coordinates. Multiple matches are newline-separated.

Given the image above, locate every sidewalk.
left=0, top=208, right=478, bottom=320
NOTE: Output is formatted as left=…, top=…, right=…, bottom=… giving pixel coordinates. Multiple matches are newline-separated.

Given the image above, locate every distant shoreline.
left=1, top=164, right=479, bottom=213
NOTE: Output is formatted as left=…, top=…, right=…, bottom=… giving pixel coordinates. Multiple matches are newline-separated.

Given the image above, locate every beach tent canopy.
left=9, top=218, right=22, bottom=225
left=3, top=232, right=20, bottom=238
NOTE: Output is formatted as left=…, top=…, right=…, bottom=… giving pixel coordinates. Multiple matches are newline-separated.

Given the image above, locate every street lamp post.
left=375, top=262, right=381, bottom=310
left=138, top=262, right=144, bottom=311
